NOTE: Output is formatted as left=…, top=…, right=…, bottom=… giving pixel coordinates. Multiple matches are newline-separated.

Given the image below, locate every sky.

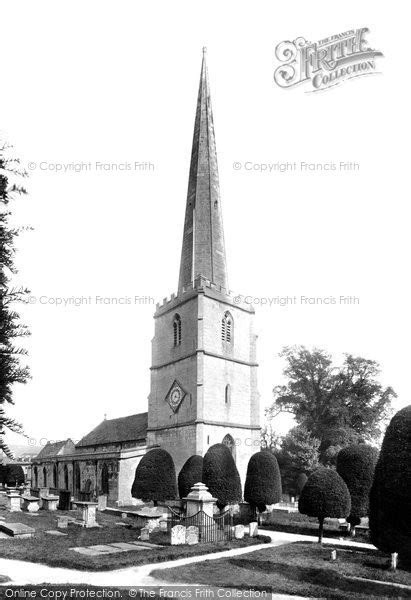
left=1, top=0, right=409, bottom=450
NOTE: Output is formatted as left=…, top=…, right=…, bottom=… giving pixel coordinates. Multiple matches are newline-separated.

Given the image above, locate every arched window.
left=43, top=466, right=47, bottom=487
left=101, top=463, right=109, bottom=495
left=225, top=384, right=231, bottom=405
left=33, top=466, right=38, bottom=488
left=64, top=464, right=69, bottom=490
left=222, top=434, right=236, bottom=460
left=173, top=314, right=182, bottom=346
left=222, top=311, right=233, bottom=343
left=74, top=463, right=81, bottom=495
left=53, top=464, right=58, bottom=488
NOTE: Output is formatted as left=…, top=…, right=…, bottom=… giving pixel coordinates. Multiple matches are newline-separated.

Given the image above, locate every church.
left=32, top=49, right=261, bottom=506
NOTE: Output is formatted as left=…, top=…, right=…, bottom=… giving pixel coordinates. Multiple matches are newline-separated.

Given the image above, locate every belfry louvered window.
left=173, top=314, right=182, bottom=346
left=222, top=311, right=233, bottom=343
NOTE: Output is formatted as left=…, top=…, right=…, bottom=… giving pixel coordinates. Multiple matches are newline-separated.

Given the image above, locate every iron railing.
left=168, top=506, right=233, bottom=542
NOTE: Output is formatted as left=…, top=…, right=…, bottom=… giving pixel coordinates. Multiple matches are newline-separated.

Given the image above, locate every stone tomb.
left=140, top=527, right=150, bottom=541
left=185, top=525, right=199, bottom=545
left=6, top=492, right=21, bottom=512
left=171, top=524, right=186, bottom=545
left=42, top=495, right=59, bottom=511
left=21, top=495, right=41, bottom=513
left=74, top=501, right=99, bottom=528
left=0, top=522, right=35, bottom=538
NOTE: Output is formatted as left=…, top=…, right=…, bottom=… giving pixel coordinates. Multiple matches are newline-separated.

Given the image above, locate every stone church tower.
left=147, top=49, right=260, bottom=488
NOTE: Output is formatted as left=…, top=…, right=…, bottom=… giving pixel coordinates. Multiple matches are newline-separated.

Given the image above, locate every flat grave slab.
left=0, top=522, right=35, bottom=538
left=129, top=540, right=163, bottom=549
left=88, top=544, right=124, bottom=554
left=109, top=542, right=147, bottom=551
left=45, top=530, right=68, bottom=536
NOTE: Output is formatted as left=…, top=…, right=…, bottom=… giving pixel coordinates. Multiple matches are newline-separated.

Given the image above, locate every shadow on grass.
left=226, top=557, right=409, bottom=598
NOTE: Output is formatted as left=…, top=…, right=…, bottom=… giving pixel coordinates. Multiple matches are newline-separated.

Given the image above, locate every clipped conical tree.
left=244, top=451, right=282, bottom=512
left=131, top=449, right=177, bottom=505
left=202, top=443, right=242, bottom=510
left=299, top=467, right=351, bottom=543
left=178, top=455, right=204, bottom=499
left=337, top=444, right=379, bottom=530
left=369, top=406, right=411, bottom=563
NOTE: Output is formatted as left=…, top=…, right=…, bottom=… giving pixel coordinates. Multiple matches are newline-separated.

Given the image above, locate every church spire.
left=178, top=48, right=228, bottom=294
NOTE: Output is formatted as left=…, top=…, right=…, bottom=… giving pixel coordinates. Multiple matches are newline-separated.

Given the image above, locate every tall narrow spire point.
left=178, top=50, right=228, bottom=294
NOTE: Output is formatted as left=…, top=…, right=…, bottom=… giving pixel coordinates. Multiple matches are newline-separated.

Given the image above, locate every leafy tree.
left=202, top=444, right=242, bottom=510
left=295, top=472, right=308, bottom=495
left=336, top=444, right=379, bottom=530
left=244, top=451, right=282, bottom=512
left=0, top=143, right=30, bottom=456
left=5, top=463, right=24, bottom=486
left=369, top=406, right=411, bottom=563
left=178, top=455, right=203, bottom=498
left=278, top=425, right=320, bottom=491
left=298, top=467, right=351, bottom=542
left=267, top=346, right=395, bottom=461
left=131, top=449, right=177, bottom=505
left=260, top=424, right=281, bottom=452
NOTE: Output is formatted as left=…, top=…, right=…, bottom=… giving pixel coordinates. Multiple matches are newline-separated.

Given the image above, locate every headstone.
left=249, top=521, right=258, bottom=537
left=121, top=512, right=128, bottom=520
left=57, top=516, right=69, bottom=529
left=234, top=524, right=244, bottom=539
left=97, top=494, right=107, bottom=511
left=140, top=527, right=150, bottom=541
left=186, top=525, right=199, bottom=545
left=390, top=552, right=398, bottom=571
left=147, top=518, right=160, bottom=532
left=330, top=550, right=337, bottom=561
left=159, top=519, right=168, bottom=532
left=6, top=493, right=21, bottom=512
left=171, top=524, right=186, bottom=545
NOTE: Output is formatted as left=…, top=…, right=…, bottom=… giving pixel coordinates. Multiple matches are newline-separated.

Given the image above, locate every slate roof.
left=76, top=412, right=148, bottom=448
left=35, top=439, right=74, bottom=460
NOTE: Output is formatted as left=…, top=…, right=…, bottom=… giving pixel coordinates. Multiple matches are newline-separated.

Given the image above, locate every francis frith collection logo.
left=274, top=27, right=383, bottom=92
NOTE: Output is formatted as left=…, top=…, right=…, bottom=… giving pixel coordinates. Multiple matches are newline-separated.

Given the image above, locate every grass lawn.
left=152, top=541, right=411, bottom=600
left=0, top=498, right=270, bottom=571
left=260, top=510, right=370, bottom=543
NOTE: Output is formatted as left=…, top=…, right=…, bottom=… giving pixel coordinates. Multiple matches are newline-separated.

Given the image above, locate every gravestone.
left=57, top=516, right=69, bottom=529
left=234, top=524, right=244, bottom=539
left=186, top=525, right=199, bottom=545
left=140, top=527, right=150, bottom=541
left=97, top=495, right=107, bottom=511
left=159, top=519, right=168, bottom=532
left=171, top=524, right=186, bottom=545
left=249, top=521, right=258, bottom=537
left=147, top=518, right=160, bottom=532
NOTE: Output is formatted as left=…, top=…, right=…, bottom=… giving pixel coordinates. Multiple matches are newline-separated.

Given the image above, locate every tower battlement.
left=155, top=275, right=255, bottom=316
